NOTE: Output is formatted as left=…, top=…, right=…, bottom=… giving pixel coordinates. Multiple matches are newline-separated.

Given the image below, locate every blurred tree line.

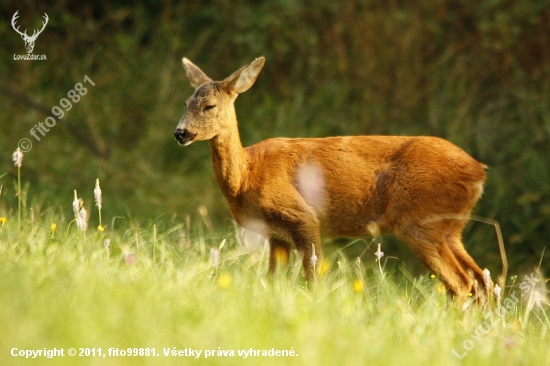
left=0, top=0, right=549, bottom=274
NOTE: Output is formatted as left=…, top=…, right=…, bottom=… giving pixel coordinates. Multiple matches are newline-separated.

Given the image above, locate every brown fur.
left=175, top=57, right=488, bottom=297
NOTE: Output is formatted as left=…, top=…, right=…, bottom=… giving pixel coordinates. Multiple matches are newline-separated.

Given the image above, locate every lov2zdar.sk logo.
left=11, top=10, right=48, bottom=60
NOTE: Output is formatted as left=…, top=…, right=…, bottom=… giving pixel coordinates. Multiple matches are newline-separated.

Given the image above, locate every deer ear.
left=222, top=57, right=265, bottom=94
left=182, top=58, right=213, bottom=89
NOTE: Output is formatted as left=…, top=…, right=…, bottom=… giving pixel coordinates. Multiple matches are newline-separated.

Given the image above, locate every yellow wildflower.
left=319, top=259, right=331, bottom=277
left=218, top=274, right=231, bottom=289
left=273, top=246, right=288, bottom=265
left=352, top=278, right=364, bottom=293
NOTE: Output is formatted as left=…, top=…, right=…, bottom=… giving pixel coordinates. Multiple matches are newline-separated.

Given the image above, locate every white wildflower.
left=375, top=243, right=384, bottom=262
left=12, top=147, right=23, bottom=168
left=494, top=284, right=502, bottom=303
left=73, top=190, right=80, bottom=218
left=483, top=268, right=492, bottom=291
left=310, top=244, right=318, bottom=268
left=76, top=207, right=88, bottom=231
left=94, top=179, right=102, bottom=209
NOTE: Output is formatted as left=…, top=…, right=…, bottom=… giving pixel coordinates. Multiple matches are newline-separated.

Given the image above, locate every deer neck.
left=208, top=119, right=247, bottom=197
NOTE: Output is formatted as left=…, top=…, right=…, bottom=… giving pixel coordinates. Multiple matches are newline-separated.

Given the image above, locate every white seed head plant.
left=72, top=190, right=88, bottom=232
left=12, top=148, right=23, bottom=168
left=94, top=178, right=104, bottom=231
left=94, top=179, right=102, bottom=209
left=73, top=190, right=80, bottom=218
left=483, top=268, right=492, bottom=291
left=13, top=147, right=23, bottom=233
left=77, top=207, right=88, bottom=232
left=375, top=243, right=384, bottom=262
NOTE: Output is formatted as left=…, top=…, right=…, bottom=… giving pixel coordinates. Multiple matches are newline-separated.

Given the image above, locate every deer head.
left=174, top=57, right=265, bottom=146
left=11, top=11, right=49, bottom=54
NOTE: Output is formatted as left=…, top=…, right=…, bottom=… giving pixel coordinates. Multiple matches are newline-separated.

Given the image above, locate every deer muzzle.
left=174, top=128, right=197, bottom=146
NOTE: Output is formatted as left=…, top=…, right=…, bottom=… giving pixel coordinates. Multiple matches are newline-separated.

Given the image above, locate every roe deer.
left=174, top=57, right=490, bottom=297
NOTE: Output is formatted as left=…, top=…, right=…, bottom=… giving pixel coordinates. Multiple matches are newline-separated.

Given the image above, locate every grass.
left=0, top=200, right=549, bottom=366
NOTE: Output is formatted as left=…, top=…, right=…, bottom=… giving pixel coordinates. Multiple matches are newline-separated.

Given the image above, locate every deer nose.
left=174, top=128, right=184, bottom=142
left=174, top=128, right=197, bottom=145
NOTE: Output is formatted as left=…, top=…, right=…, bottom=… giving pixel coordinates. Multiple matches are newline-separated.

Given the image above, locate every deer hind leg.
left=398, top=225, right=474, bottom=297
left=268, top=237, right=291, bottom=276
left=445, top=226, right=490, bottom=294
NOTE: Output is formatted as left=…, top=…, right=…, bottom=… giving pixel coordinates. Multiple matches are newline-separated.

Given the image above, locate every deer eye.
left=203, top=105, right=216, bottom=112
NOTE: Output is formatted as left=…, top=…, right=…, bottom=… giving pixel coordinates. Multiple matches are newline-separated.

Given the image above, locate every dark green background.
left=1, top=0, right=549, bottom=276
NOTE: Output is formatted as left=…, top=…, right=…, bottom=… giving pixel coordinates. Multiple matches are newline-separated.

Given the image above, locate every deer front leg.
left=265, top=198, right=323, bottom=282
left=290, top=222, right=323, bottom=282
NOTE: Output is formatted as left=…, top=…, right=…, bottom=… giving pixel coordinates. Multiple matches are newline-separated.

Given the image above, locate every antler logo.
left=11, top=10, right=49, bottom=54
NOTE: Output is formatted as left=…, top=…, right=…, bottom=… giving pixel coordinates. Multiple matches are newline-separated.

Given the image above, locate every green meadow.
left=0, top=200, right=549, bottom=365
